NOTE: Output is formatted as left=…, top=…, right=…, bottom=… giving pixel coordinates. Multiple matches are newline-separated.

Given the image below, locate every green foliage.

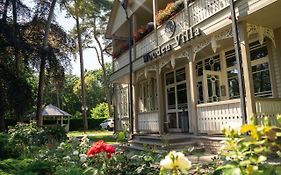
left=0, top=134, right=20, bottom=160
left=54, top=165, right=92, bottom=175
left=33, top=136, right=93, bottom=175
left=213, top=117, right=281, bottom=175
left=0, top=0, right=74, bottom=128
left=8, top=121, right=67, bottom=154
left=0, top=158, right=33, bottom=174
left=44, top=125, right=67, bottom=143
left=87, top=150, right=162, bottom=175
left=90, top=102, right=109, bottom=119
left=0, top=158, right=53, bottom=175
left=18, top=160, right=54, bottom=175
left=69, top=118, right=105, bottom=131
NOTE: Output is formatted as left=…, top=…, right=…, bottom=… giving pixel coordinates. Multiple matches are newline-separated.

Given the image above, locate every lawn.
left=68, top=130, right=118, bottom=144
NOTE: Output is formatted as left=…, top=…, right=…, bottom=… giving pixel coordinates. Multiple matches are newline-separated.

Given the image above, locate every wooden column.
left=157, top=65, right=164, bottom=135
left=188, top=59, right=198, bottom=134
left=134, top=74, right=139, bottom=133
left=238, top=22, right=256, bottom=123
left=132, top=14, right=138, bottom=133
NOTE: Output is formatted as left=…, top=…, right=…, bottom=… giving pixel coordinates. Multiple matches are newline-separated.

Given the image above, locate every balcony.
left=112, top=0, right=232, bottom=75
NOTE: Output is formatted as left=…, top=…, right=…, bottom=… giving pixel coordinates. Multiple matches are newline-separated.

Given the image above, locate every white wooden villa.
left=105, top=0, right=281, bottom=149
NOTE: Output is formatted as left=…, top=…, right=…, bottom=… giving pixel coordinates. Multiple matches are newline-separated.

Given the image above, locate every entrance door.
left=203, top=70, right=222, bottom=103
left=165, top=67, right=189, bottom=132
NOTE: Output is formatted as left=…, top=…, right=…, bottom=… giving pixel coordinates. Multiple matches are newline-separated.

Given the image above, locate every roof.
left=41, top=104, right=71, bottom=117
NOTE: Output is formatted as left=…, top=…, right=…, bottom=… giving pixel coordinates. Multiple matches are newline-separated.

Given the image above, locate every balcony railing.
left=189, top=0, right=230, bottom=26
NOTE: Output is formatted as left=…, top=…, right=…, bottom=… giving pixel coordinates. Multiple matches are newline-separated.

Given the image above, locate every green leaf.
left=254, top=147, right=264, bottom=153
left=223, top=168, right=242, bottom=175
left=239, top=160, right=251, bottom=166
left=215, top=164, right=237, bottom=171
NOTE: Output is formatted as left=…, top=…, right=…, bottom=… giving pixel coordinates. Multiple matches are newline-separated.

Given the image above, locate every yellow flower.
left=160, top=151, right=192, bottom=174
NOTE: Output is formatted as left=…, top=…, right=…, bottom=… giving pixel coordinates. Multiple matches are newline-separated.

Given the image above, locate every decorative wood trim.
left=158, top=57, right=171, bottom=74
left=247, top=23, right=276, bottom=48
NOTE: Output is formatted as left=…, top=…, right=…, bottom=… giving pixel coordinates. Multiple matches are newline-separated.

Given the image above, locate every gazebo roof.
left=41, top=104, right=71, bottom=117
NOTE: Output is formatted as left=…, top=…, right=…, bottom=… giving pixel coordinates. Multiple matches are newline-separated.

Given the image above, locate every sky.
left=24, top=0, right=111, bottom=75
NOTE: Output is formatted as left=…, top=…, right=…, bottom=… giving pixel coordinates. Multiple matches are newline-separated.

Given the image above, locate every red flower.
left=87, top=140, right=116, bottom=158
left=104, top=144, right=116, bottom=154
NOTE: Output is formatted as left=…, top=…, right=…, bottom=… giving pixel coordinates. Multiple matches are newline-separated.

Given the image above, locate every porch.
left=137, top=98, right=281, bottom=134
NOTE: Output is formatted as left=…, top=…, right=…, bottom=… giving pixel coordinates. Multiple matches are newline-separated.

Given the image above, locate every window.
left=196, top=54, right=221, bottom=103
left=166, top=68, right=187, bottom=109
left=226, top=49, right=240, bottom=99
left=119, top=87, right=128, bottom=116
left=250, top=41, right=272, bottom=97
left=138, top=77, right=158, bottom=112
left=225, top=41, right=272, bottom=99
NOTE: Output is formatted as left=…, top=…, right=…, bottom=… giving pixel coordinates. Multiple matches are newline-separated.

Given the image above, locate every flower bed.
left=0, top=116, right=280, bottom=175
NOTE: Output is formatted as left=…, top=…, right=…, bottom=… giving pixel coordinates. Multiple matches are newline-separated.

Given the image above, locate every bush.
left=69, top=118, right=105, bottom=131
left=0, top=133, right=20, bottom=160
left=194, top=116, right=281, bottom=175
left=44, top=125, right=67, bottom=144
left=18, top=160, right=54, bottom=175
left=0, top=158, right=33, bottom=174
left=90, top=102, right=109, bottom=119
left=8, top=121, right=67, bottom=150
left=54, top=165, right=92, bottom=175
left=8, top=121, right=46, bottom=147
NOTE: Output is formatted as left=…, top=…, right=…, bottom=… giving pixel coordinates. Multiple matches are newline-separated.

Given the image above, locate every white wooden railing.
left=135, top=32, right=157, bottom=59
left=138, top=111, right=159, bottom=132
left=113, top=49, right=131, bottom=72
left=189, top=0, right=230, bottom=26
left=255, top=98, right=281, bottom=126
left=197, top=99, right=243, bottom=134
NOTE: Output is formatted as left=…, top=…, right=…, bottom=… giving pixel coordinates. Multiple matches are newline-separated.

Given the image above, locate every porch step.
left=128, top=134, right=224, bottom=153
left=129, top=139, right=199, bottom=150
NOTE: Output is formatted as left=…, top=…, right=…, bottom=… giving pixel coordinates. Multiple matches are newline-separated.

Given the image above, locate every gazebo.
left=41, top=104, right=71, bottom=132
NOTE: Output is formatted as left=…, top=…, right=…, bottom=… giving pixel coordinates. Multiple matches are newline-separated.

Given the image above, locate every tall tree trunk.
left=76, top=15, right=88, bottom=132
left=93, top=39, right=113, bottom=119
left=56, top=87, right=60, bottom=108
left=92, top=18, right=112, bottom=118
left=35, top=0, right=57, bottom=127
left=2, top=0, right=9, bottom=23
left=12, top=0, right=22, bottom=122
left=12, top=0, right=20, bottom=76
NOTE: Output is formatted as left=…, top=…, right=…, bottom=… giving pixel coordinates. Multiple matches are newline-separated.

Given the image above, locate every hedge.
left=4, top=118, right=107, bottom=131
left=69, top=118, right=106, bottom=131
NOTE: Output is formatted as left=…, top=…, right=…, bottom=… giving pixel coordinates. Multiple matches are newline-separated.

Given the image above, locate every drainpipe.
left=120, top=0, right=134, bottom=136
left=229, top=0, right=247, bottom=124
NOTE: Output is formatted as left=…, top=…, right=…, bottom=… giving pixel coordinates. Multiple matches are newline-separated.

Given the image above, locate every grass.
left=68, top=130, right=118, bottom=144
